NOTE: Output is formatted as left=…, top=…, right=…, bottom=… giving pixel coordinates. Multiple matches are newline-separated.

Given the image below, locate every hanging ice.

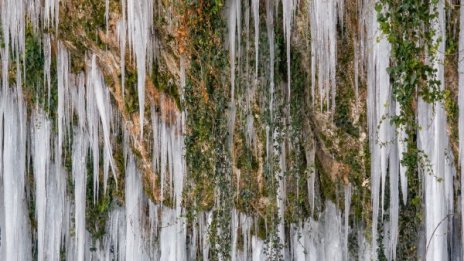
left=43, top=0, right=59, bottom=28
left=125, top=154, right=151, bottom=260
left=309, top=0, right=343, bottom=111
left=252, top=0, right=259, bottom=75
left=459, top=0, right=464, bottom=258
left=282, top=0, right=296, bottom=101
left=32, top=111, right=51, bottom=261
left=365, top=0, right=399, bottom=257
left=43, top=34, right=52, bottom=108
left=72, top=129, right=88, bottom=261
left=419, top=1, right=453, bottom=259
left=89, top=55, right=117, bottom=185
left=57, top=42, right=69, bottom=158
left=126, top=0, right=154, bottom=137
left=0, top=88, right=32, bottom=260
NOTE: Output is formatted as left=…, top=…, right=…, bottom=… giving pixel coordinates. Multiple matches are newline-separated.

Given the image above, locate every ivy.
left=376, top=0, right=443, bottom=173
left=375, top=0, right=443, bottom=258
left=180, top=0, right=234, bottom=259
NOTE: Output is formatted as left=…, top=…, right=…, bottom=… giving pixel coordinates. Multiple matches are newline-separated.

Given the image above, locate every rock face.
left=0, top=0, right=462, bottom=260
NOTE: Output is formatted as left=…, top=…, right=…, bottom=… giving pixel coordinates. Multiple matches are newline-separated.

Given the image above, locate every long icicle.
left=459, top=0, right=464, bottom=259
left=126, top=0, right=153, bottom=137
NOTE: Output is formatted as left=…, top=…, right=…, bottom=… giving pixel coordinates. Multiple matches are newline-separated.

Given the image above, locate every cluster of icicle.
left=229, top=0, right=461, bottom=260
left=366, top=0, right=456, bottom=260
left=0, top=0, right=187, bottom=260
left=226, top=0, right=361, bottom=260
left=364, top=0, right=464, bottom=259
left=2, top=0, right=464, bottom=259
left=309, top=0, right=344, bottom=112
left=0, top=0, right=363, bottom=259
left=0, top=34, right=186, bottom=259
left=0, top=41, right=359, bottom=261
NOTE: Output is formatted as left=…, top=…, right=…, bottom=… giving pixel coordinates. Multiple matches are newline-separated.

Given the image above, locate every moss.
left=182, top=0, right=228, bottom=208
left=234, top=132, right=260, bottom=214
left=21, top=24, right=60, bottom=134
left=124, top=70, right=139, bottom=114
left=180, top=0, right=237, bottom=258
left=316, top=157, right=338, bottom=203
left=152, top=62, right=181, bottom=109
left=57, top=0, right=108, bottom=73
left=85, top=150, right=122, bottom=240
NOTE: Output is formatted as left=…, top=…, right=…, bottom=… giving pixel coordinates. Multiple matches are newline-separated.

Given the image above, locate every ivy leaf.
left=410, top=73, right=416, bottom=85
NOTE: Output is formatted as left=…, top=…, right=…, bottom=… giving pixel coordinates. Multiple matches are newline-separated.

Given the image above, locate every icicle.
left=344, top=184, right=352, bottom=261
left=73, top=129, right=88, bottom=261
left=26, top=0, right=41, bottom=33
left=252, top=0, right=259, bottom=75
left=44, top=0, right=59, bottom=28
left=160, top=110, right=167, bottom=201
left=85, top=63, right=100, bottom=200
left=322, top=203, right=344, bottom=260
left=104, top=208, right=127, bottom=260
left=277, top=139, right=287, bottom=259
left=388, top=133, right=399, bottom=261
left=420, top=1, right=450, bottom=259
left=366, top=0, right=392, bottom=254
left=89, top=55, right=117, bottom=185
left=159, top=207, right=186, bottom=261
left=306, top=139, right=316, bottom=214
left=396, top=105, right=408, bottom=204
left=358, top=228, right=373, bottom=260
left=354, top=37, right=359, bottom=114
left=46, top=141, right=66, bottom=261
left=126, top=0, right=153, bottom=137
left=459, top=1, right=464, bottom=259
left=105, top=0, right=109, bottom=33
left=252, top=235, right=265, bottom=260
left=309, top=0, right=341, bottom=111
left=265, top=0, right=275, bottom=184
left=292, top=202, right=345, bottom=260
left=290, top=224, right=304, bottom=260
left=125, top=155, right=146, bottom=260
left=43, top=34, right=52, bottom=109
left=1, top=0, right=26, bottom=56
left=151, top=107, right=160, bottom=181
left=266, top=0, right=275, bottom=120
left=169, top=116, right=187, bottom=261
left=0, top=88, right=32, bottom=260
left=32, top=111, right=51, bottom=261
left=231, top=209, right=238, bottom=261
left=199, top=212, right=212, bottom=260
left=227, top=0, right=239, bottom=160
left=117, top=16, right=127, bottom=98
left=151, top=100, right=185, bottom=206
left=228, top=0, right=238, bottom=101
left=282, top=0, right=295, bottom=101
left=240, top=214, right=252, bottom=260
left=57, top=42, right=69, bottom=159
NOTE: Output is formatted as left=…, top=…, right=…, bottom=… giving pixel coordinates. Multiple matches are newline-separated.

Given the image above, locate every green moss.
left=124, top=70, right=139, bottom=114
left=317, top=158, right=338, bottom=203
left=85, top=150, right=122, bottom=240
left=57, top=0, right=108, bottom=73
left=180, top=0, right=237, bottom=258
left=152, top=62, right=181, bottom=109
left=23, top=25, right=59, bottom=123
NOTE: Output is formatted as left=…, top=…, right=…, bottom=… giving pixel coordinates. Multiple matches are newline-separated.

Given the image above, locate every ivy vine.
left=376, top=0, right=443, bottom=172
left=375, top=0, right=444, bottom=258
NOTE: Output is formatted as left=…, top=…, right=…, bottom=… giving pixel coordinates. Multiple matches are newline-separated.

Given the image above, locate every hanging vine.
left=375, top=0, right=443, bottom=258
left=376, top=0, right=443, bottom=173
